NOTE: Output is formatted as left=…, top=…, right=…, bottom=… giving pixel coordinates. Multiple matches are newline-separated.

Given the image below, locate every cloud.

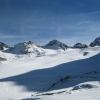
left=71, top=11, right=100, bottom=17
left=78, top=21, right=91, bottom=25
left=0, top=34, right=34, bottom=39
left=0, top=34, right=20, bottom=39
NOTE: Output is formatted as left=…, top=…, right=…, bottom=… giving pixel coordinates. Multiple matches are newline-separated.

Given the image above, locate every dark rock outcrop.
left=0, top=57, right=7, bottom=61
left=73, top=43, right=88, bottom=49
left=90, top=37, right=100, bottom=47
left=0, top=42, right=9, bottom=50
left=44, top=40, right=69, bottom=51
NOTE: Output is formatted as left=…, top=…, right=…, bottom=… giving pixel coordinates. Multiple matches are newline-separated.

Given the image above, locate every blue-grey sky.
left=0, top=0, right=100, bottom=46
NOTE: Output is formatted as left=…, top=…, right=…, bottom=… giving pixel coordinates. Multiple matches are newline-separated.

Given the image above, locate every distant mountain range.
left=0, top=37, right=100, bottom=100
left=0, top=37, right=100, bottom=54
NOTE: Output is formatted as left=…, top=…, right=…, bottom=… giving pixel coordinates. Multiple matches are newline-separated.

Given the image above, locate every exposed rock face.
left=44, top=40, right=69, bottom=51
left=73, top=43, right=88, bottom=49
left=6, top=41, right=45, bottom=55
left=0, top=42, right=9, bottom=50
left=90, top=37, right=100, bottom=47
left=0, top=57, right=7, bottom=61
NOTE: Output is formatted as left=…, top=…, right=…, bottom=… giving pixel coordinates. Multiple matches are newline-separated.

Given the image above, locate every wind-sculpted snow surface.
left=0, top=46, right=100, bottom=99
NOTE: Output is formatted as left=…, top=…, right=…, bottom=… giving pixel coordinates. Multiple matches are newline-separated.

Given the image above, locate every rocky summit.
left=90, top=37, right=100, bottom=47
left=44, top=40, right=69, bottom=51
left=6, top=41, right=45, bottom=55
left=73, top=43, right=88, bottom=49
left=0, top=42, right=9, bottom=50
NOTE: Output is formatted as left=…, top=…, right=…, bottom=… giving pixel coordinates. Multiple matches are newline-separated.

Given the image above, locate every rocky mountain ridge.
left=4, top=41, right=45, bottom=56
left=90, top=37, right=100, bottom=47
left=1, top=37, right=100, bottom=54
left=73, top=43, right=88, bottom=48
left=43, top=40, right=69, bottom=50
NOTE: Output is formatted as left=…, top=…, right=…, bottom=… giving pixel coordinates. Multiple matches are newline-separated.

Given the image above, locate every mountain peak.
left=44, top=40, right=69, bottom=50
left=90, top=37, right=100, bottom=47
left=46, top=40, right=61, bottom=46
left=24, top=41, right=33, bottom=44
left=0, top=42, right=9, bottom=50
left=5, top=41, right=45, bottom=55
left=73, top=43, right=88, bottom=49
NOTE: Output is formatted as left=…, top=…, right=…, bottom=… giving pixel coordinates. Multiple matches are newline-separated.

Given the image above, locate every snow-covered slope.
left=4, top=41, right=45, bottom=56
left=0, top=51, right=20, bottom=64
left=43, top=40, right=69, bottom=51
left=0, top=46, right=100, bottom=99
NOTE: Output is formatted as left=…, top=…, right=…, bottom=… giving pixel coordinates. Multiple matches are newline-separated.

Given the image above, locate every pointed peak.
left=0, top=42, right=9, bottom=50
left=90, top=37, right=100, bottom=47
left=44, top=40, right=69, bottom=50
left=5, top=41, right=45, bottom=55
left=23, top=41, right=34, bottom=45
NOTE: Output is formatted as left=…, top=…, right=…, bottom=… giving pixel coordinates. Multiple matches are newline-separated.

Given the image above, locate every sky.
left=0, top=0, right=100, bottom=46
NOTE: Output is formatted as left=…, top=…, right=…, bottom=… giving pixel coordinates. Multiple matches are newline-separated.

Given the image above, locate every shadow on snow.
left=0, top=53, right=100, bottom=92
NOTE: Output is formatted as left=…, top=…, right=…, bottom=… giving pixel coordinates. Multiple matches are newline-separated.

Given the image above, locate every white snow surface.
left=0, top=47, right=100, bottom=100
left=4, top=41, right=45, bottom=56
